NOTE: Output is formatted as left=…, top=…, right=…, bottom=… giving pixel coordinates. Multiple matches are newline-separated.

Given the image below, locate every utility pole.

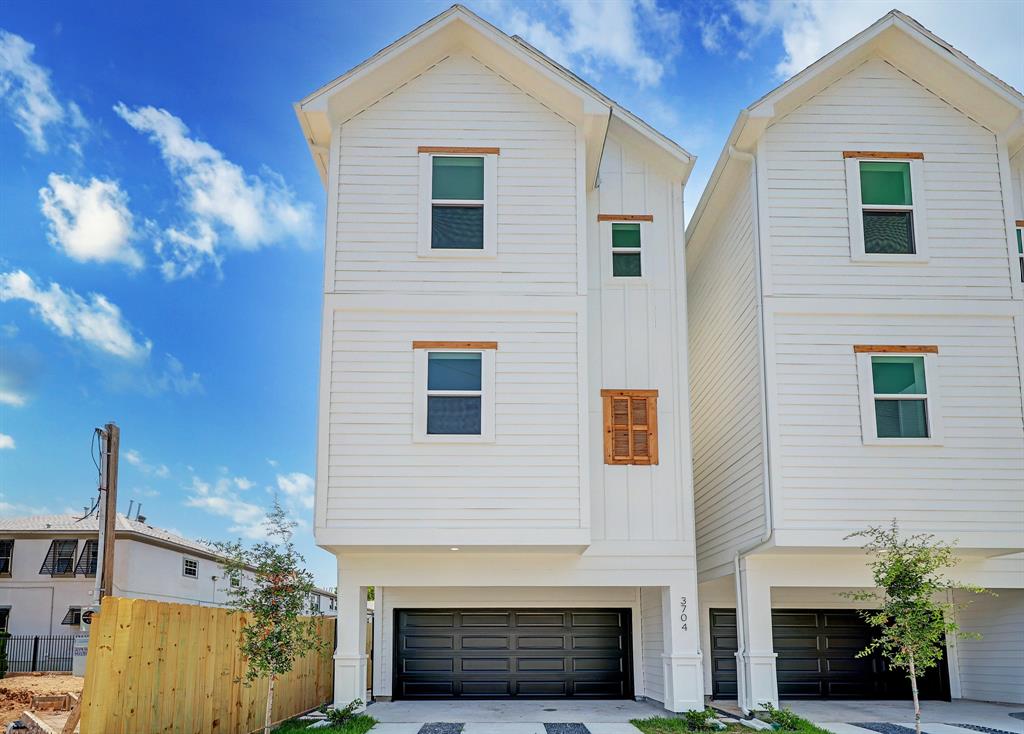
left=97, top=422, right=120, bottom=600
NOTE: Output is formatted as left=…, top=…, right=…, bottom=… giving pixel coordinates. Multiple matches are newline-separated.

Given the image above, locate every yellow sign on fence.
left=80, top=596, right=334, bottom=734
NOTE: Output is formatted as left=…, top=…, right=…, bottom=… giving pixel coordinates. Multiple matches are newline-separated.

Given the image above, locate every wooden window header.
left=1015, top=220, right=1024, bottom=227
left=418, top=146, right=500, bottom=155
left=602, top=389, right=659, bottom=466
left=853, top=345, right=939, bottom=354
left=843, top=151, right=924, bottom=160
left=412, top=341, right=498, bottom=350
left=598, top=214, right=654, bottom=222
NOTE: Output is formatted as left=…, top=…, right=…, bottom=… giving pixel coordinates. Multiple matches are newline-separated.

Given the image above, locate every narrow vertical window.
left=0, top=608, right=9, bottom=633
left=0, top=540, right=13, bottom=576
left=612, top=222, right=642, bottom=277
left=601, top=389, right=659, bottom=465
left=75, top=539, right=98, bottom=576
left=1016, top=223, right=1023, bottom=282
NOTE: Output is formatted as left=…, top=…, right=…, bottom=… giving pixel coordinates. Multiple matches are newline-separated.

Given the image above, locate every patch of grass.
left=273, top=713, right=377, bottom=733
left=630, top=715, right=833, bottom=734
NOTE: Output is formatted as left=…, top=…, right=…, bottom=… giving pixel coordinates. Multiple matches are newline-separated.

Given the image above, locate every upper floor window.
left=0, top=540, right=12, bottom=576
left=418, top=147, right=498, bottom=257
left=74, top=539, right=98, bottom=576
left=230, top=575, right=241, bottom=588
left=183, top=557, right=198, bottom=578
left=844, top=152, right=927, bottom=261
left=601, top=389, right=659, bottom=465
left=1016, top=221, right=1023, bottom=282
left=412, top=341, right=496, bottom=442
left=855, top=345, right=943, bottom=445
left=599, top=215, right=651, bottom=280
left=39, top=539, right=77, bottom=576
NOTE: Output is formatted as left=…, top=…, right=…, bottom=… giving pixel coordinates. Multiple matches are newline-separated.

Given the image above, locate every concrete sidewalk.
left=786, top=699, right=1023, bottom=732
left=365, top=699, right=666, bottom=723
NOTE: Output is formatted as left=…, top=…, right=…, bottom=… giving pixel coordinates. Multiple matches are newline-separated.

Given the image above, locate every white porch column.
left=334, top=565, right=368, bottom=708
left=737, top=556, right=778, bottom=710
left=660, top=574, right=706, bottom=712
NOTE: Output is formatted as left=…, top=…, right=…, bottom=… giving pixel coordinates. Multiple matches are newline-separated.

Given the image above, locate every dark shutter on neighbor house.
left=74, top=539, right=98, bottom=576
left=60, top=607, right=82, bottom=626
left=0, top=540, right=13, bottom=575
left=39, top=539, right=78, bottom=576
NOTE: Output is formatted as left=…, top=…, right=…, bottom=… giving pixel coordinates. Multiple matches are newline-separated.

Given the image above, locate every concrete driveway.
left=786, top=699, right=1023, bottom=734
left=366, top=698, right=666, bottom=723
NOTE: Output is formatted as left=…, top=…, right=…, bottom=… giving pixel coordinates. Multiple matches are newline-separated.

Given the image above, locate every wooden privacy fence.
left=80, top=597, right=334, bottom=734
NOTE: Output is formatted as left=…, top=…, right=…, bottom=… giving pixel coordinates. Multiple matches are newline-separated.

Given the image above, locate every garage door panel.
left=395, top=607, right=632, bottom=699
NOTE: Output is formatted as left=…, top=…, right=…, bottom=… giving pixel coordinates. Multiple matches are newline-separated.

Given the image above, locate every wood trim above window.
left=602, top=389, right=659, bottom=466
left=1015, top=220, right=1024, bottom=227
left=412, top=341, right=498, bottom=350
left=842, top=151, right=924, bottom=160
left=853, top=344, right=939, bottom=354
left=417, top=146, right=500, bottom=155
left=597, top=214, right=654, bottom=222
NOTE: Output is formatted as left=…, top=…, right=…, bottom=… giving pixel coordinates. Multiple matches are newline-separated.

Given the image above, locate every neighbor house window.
left=418, top=147, right=498, bottom=256
left=0, top=608, right=9, bottom=633
left=230, top=576, right=241, bottom=588
left=844, top=153, right=927, bottom=260
left=601, top=389, right=659, bottom=465
left=61, top=607, right=82, bottom=626
left=74, top=539, right=98, bottom=576
left=0, top=540, right=13, bottom=576
left=182, top=558, right=198, bottom=578
left=39, top=539, right=78, bottom=576
left=855, top=346, right=943, bottom=444
left=599, top=215, right=652, bottom=279
left=412, top=341, right=496, bottom=442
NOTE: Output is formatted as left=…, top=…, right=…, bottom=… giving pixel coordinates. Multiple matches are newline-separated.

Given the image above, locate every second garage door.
left=394, top=608, right=633, bottom=699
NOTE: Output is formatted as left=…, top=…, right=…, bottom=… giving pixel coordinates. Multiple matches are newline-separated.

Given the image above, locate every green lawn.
left=630, top=717, right=834, bottom=734
left=273, top=714, right=377, bottom=733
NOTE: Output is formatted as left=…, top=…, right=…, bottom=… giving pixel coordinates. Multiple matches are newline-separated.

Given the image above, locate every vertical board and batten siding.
left=952, top=588, right=1024, bottom=704
left=326, top=309, right=581, bottom=528
left=639, top=586, right=665, bottom=703
left=686, top=171, right=767, bottom=577
left=334, top=54, right=577, bottom=295
left=586, top=135, right=687, bottom=543
left=769, top=312, right=1024, bottom=536
left=763, top=58, right=1015, bottom=299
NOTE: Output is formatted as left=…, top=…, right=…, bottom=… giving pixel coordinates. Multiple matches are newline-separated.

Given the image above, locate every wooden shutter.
left=601, top=389, right=659, bottom=465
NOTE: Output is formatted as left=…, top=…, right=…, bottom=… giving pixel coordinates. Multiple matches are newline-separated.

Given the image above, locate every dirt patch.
left=0, top=674, right=84, bottom=728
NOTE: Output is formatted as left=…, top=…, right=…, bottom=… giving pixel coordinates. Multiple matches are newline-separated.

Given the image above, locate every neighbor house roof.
left=294, top=4, right=693, bottom=188
left=687, top=9, right=1024, bottom=245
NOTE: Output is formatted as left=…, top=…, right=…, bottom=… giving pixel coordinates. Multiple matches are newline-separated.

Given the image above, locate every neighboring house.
left=297, top=6, right=703, bottom=711
left=686, top=11, right=1024, bottom=709
left=0, top=513, right=337, bottom=636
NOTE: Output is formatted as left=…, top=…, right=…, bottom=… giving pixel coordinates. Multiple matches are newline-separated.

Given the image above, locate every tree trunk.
left=263, top=674, right=276, bottom=734
left=908, top=652, right=921, bottom=734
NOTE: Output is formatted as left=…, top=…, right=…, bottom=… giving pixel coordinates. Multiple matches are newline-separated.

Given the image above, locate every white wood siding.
left=953, top=588, right=1024, bottom=704
left=640, top=585, right=665, bottom=703
left=325, top=307, right=582, bottom=530
left=763, top=59, right=1015, bottom=300
left=334, top=54, right=577, bottom=296
left=769, top=311, right=1024, bottom=541
left=586, top=135, right=691, bottom=545
left=687, top=171, right=767, bottom=577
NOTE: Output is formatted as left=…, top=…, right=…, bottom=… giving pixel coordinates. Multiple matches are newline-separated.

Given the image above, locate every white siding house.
left=296, top=6, right=703, bottom=711
left=687, top=12, right=1024, bottom=708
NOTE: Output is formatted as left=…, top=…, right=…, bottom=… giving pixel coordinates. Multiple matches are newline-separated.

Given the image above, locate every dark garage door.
left=710, top=608, right=949, bottom=700
left=394, top=608, right=633, bottom=699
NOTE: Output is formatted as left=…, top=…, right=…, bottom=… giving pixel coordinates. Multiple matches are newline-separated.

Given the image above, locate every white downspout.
left=727, top=143, right=775, bottom=715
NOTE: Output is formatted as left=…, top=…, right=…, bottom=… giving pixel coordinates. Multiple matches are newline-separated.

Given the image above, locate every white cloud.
left=276, top=472, right=314, bottom=510
left=0, top=388, right=26, bottom=407
left=0, top=29, right=87, bottom=152
left=184, top=474, right=269, bottom=539
left=0, top=270, right=151, bottom=359
left=39, top=174, right=142, bottom=268
left=123, top=449, right=170, bottom=478
left=0, top=433, right=14, bottom=450
left=728, top=0, right=1024, bottom=86
left=234, top=477, right=254, bottom=491
left=0, top=497, right=49, bottom=515
left=481, top=0, right=682, bottom=87
left=113, top=103, right=314, bottom=279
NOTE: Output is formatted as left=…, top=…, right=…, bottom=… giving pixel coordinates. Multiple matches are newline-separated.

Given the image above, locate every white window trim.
left=604, top=220, right=649, bottom=284
left=413, top=347, right=496, bottom=443
left=417, top=152, right=497, bottom=258
left=856, top=351, right=944, bottom=446
left=182, top=557, right=199, bottom=578
left=845, top=157, right=928, bottom=263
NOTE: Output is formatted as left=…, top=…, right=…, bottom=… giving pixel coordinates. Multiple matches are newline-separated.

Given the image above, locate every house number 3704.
left=679, top=596, right=688, bottom=631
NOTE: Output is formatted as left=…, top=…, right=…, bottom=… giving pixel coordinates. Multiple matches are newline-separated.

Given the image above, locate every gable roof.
left=687, top=9, right=1024, bottom=244
left=295, top=4, right=693, bottom=188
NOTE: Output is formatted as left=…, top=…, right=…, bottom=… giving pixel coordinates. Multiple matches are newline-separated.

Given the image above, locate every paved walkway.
left=785, top=700, right=1024, bottom=734
left=368, top=725, right=643, bottom=733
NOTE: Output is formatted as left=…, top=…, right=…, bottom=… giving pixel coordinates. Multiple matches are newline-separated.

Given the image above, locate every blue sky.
left=1, top=0, right=1020, bottom=586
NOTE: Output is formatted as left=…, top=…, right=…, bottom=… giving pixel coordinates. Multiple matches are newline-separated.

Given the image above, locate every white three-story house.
left=687, top=12, right=1024, bottom=710
left=296, top=6, right=704, bottom=711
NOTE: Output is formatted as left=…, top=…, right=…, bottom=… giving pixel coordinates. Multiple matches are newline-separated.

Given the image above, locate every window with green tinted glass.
left=1016, top=227, right=1023, bottom=282
left=612, top=222, right=642, bottom=277
left=431, top=157, right=484, bottom=249
left=871, top=355, right=929, bottom=438
left=859, top=161, right=916, bottom=255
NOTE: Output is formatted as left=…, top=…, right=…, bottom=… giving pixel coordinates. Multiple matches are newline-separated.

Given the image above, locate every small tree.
left=212, top=500, right=327, bottom=734
left=844, top=521, right=985, bottom=734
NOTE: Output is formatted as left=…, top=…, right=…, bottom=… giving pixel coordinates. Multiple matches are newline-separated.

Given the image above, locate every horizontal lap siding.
left=772, top=312, right=1024, bottom=535
left=336, top=54, right=577, bottom=295
left=687, top=173, right=766, bottom=575
left=327, top=309, right=581, bottom=528
left=953, top=588, right=1024, bottom=704
left=764, top=59, right=1014, bottom=299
